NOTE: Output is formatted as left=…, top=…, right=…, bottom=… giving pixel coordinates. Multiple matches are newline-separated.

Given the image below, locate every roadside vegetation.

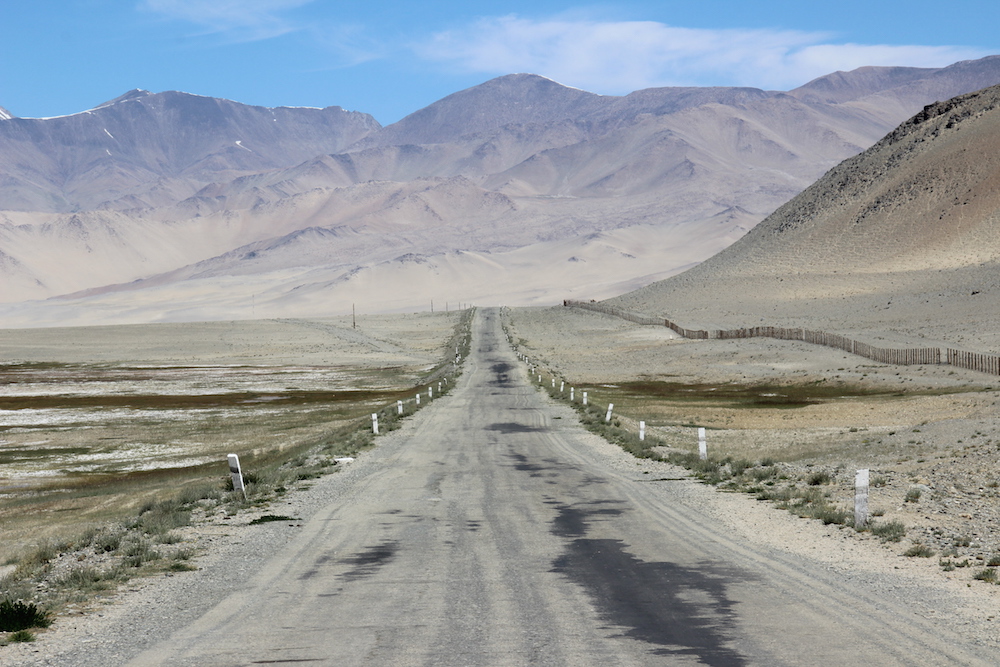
left=549, top=380, right=905, bottom=533
left=529, top=371, right=1000, bottom=587
left=0, top=309, right=474, bottom=646
left=501, top=308, right=1000, bottom=586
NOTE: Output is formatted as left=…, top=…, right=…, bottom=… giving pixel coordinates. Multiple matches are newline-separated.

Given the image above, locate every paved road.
left=128, top=308, right=998, bottom=666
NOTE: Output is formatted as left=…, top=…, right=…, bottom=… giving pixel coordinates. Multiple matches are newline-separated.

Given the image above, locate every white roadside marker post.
left=639, top=421, right=646, bottom=441
left=416, top=393, right=420, bottom=405
left=698, top=427, right=707, bottom=460
left=398, top=400, right=403, bottom=415
left=429, top=386, right=433, bottom=399
left=551, top=378, right=555, bottom=388
left=560, top=381, right=565, bottom=393
left=605, top=403, right=614, bottom=423
left=570, top=387, right=575, bottom=401
left=538, top=374, right=542, bottom=383
left=583, top=391, right=588, bottom=406
left=855, top=469, right=870, bottom=529
left=438, top=381, right=442, bottom=394
left=372, top=413, right=379, bottom=435
left=227, top=454, right=247, bottom=500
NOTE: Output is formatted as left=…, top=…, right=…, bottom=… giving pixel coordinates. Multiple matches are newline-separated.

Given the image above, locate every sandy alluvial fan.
left=613, top=83, right=1000, bottom=351
left=3, top=57, right=1000, bottom=325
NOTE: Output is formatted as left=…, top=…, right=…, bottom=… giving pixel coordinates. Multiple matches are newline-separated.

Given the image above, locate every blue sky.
left=2, top=0, right=998, bottom=124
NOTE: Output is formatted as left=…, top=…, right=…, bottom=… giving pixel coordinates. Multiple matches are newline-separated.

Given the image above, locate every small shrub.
left=904, top=488, right=922, bottom=503
left=156, top=531, right=184, bottom=545
left=868, top=520, right=906, bottom=542
left=807, top=505, right=852, bottom=526
left=756, top=487, right=795, bottom=503
left=120, top=539, right=160, bottom=568
left=903, top=544, right=934, bottom=558
left=176, top=483, right=223, bottom=505
left=19, top=540, right=67, bottom=569
left=973, top=568, right=997, bottom=583
left=7, top=630, right=36, bottom=643
left=807, top=471, right=832, bottom=486
left=132, top=501, right=191, bottom=535
left=0, top=600, right=51, bottom=632
left=97, top=528, right=127, bottom=553
left=750, top=466, right=778, bottom=481
left=986, top=555, right=1000, bottom=567
left=57, top=566, right=109, bottom=590
left=728, top=459, right=753, bottom=476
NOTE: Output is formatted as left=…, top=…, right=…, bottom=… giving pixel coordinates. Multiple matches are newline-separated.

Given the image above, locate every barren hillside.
left=612, top=83, right=1000, bottom=351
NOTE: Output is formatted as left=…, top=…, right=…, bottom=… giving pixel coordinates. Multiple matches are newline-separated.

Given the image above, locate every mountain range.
left=613, top=81, right=1000, bottom=352
left=3, top=56, right=1000, bottom=326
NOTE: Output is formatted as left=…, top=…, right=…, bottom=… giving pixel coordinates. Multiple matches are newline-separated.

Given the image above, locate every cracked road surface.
left=128, top=308, right=999, bottom=666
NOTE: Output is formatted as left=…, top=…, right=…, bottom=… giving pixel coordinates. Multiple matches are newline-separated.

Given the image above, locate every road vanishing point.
left=124, top=308, right=998, bottom=666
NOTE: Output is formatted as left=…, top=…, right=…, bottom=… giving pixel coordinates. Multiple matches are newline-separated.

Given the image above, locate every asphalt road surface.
left=127, top=308, right=999, bottom=666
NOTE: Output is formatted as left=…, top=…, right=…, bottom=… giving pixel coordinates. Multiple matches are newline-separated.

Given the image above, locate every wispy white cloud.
left=415, top=16, right=989, bottom=92
left=140, top=0, right=314, bottom=41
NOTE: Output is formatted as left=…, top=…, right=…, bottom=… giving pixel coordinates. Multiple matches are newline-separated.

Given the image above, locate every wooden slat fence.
left=947, top=349, right=1000, bottom=375
left=564, top=299, right=950, bottom=370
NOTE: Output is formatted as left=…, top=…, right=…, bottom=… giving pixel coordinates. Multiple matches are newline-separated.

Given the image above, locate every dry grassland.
left=0, top=313, right=463, bottom=564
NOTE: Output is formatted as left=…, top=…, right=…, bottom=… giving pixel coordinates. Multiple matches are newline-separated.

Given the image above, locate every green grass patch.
left=6, top=629, right=36, bottom=643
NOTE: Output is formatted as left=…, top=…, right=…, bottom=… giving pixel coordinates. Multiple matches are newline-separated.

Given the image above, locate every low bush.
left=807, top=471, right=832, bottom=486
left=903, top=544, right=934, bottom=558
left=868, top=520, right=906, bottom=542
left=973, top=567, right=997, bottom=583
left=0, top=600, right=51, bottom=632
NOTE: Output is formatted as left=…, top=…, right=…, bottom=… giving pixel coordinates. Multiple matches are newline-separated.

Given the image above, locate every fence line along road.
left=564, top=299, right=997, bottom=376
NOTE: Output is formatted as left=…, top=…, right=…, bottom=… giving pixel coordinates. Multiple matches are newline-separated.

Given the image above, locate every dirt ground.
left=508, top=304, right=1000, bottom=575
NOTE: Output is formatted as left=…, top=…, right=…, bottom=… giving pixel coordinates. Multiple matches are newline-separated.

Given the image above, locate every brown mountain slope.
left=611, top=84, right=1000, bottom=350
